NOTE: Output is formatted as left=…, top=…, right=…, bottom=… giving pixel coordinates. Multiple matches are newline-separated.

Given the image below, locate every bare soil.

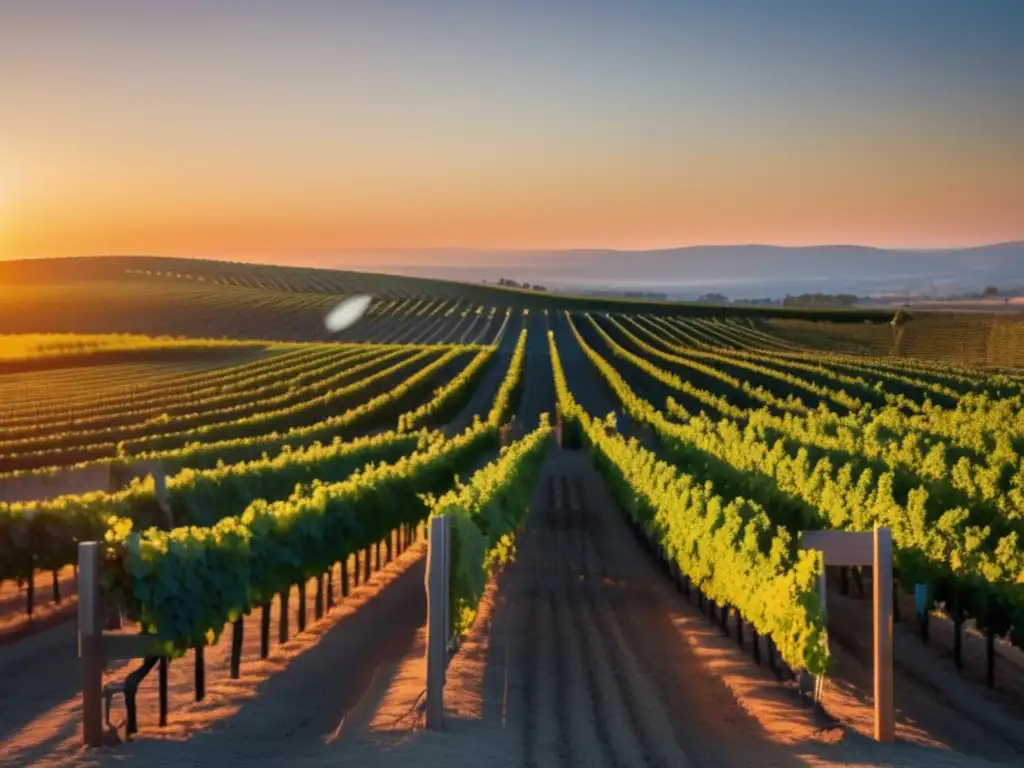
left=0, top=534, right=428, bottom=767
left=0, top=566, right=79, bottom=645
left=822, top=573, right=1024, bottom=727
left=4, top=449, right=1022, bottom=767
left=336, top=449, right=1024, bottom=767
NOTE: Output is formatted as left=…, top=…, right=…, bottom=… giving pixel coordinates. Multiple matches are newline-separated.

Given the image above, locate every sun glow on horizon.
left=1, top=2, right=1022, bottom=260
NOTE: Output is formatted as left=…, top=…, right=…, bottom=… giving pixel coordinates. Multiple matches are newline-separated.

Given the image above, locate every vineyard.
left=1, top=257, right=1024, bottom=767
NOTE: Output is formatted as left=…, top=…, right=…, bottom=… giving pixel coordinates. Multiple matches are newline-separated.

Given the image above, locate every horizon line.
left=5, top=238, right=1024, bottom=264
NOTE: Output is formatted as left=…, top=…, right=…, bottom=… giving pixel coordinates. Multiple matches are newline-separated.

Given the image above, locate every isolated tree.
left=983, top=286, right=998, bottom=297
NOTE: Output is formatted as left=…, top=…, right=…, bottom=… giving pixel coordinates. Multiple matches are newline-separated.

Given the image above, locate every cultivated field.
left=1, top=257, right=1024, bottom=767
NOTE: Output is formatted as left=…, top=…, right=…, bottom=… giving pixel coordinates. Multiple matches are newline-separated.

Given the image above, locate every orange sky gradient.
left=2, top=2, right=1023, bottom=261
left=7, top=130, right=1022, bottom=258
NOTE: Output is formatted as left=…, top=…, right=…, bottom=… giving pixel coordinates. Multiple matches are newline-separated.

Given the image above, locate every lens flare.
left=324, top=294, right=373, bottom=332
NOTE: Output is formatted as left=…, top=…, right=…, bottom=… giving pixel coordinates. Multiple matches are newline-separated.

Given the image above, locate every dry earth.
left=2, top=448, right=1023, bottom=767
left=0, top=566, right=79, bottom=645
left=0, top=534, right=429, bottom=767
left=343, top=449, right=1023, bottom=768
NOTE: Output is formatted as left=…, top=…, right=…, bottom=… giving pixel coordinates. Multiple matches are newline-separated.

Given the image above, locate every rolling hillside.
left=1, top=254, right=1023, bottom=768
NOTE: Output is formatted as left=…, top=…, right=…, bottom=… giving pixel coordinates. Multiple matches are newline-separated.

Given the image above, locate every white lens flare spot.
left=325, top=294, right=373, bottom=332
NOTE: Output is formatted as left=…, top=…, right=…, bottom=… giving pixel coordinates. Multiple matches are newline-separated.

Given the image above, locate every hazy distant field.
left=2, top=256, right=1023, bottom=767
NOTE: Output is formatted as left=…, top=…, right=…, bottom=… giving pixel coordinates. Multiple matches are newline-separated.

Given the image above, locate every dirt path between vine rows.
left=6, top=449, right=1022, bottom=767
left=328, top=449, right=1024, bottom=768
left=0, top=567, right=79, bottom=646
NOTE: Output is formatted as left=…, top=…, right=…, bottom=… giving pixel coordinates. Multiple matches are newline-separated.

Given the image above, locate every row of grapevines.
left=486, top=327, right=529, bottom=427
left=0, top=347, right=454, bottom=471
left=398, top=302, right=452, bottom=344
left=472, top=307, right=507, bottom=345
left=128, top=339, right=518, bottom=476
left=100, top=408, right=506, bottom=654
left=709, top=336, right=981, bottom=405
left=0, top=344, right=345, bottom=426
left=1, top=328, right=528, bottom=590
left=892, top=396, right=1024, bottom=455
left=665, top=315, right=1019, bottom=408
left=547, top=329, right=828, bottom=674
left=0, top=344, right=329, bottom=425
left=712, top=317, right=1024, bottom=395
left=564, top=314, right=1024, bottom=650
left=124, top=347, right=454, bottom=454
left=0, top=430, right=428, bottom=583
left=398, top=348, right=496, bottom=432
left=609, top=314, right=811, bottom=414
left=434, top=418, right=552, bottom=638
left=0, top=347, right=465, bottom=482
left=685, top=316, right=783, bottom=351
left=631, top=314, right=1018, bottom=460
left=647, top=314, right=933, bottom=414
left=659, top=415, right=1019, bottom=651
left=0, top=346, right=407, bottom=455
left=632, top=315, right=871, bottom=413
left=633, top=323, right=1024, bottom=505
left=654, top=381, right=1021, bottom=527
left=588, top=314, right=789, bottom=418
left=0, top=341, right=382, bottom=421
left=0, top=344, right=378, bottom=438
left=0, top=333, right=262, bottom=360
left=738, top=405, right=1023, bottom=518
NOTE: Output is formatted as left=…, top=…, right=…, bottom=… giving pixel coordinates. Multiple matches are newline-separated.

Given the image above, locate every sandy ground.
left=332, top=449, right=1024, bottom=768
left=3, top=449, right=1023, bottom=767
left=0, top=566, right=79, bottom=644
left=0, top=533, right=428, bottom=767
left=821, top=576, right=1024, bottom=737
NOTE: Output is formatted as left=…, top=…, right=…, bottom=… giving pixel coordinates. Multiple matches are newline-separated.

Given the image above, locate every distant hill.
left=362, top=242, right=1024, bottom=300
left=2, top=255, right=1024, bottom=358
left=6, top=243, right=1022, bottom=302
left=0, top=254, right=896, bottom=327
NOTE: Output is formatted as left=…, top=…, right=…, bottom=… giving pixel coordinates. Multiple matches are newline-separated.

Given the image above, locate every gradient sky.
left=2, top=0, right=1022, bottom=261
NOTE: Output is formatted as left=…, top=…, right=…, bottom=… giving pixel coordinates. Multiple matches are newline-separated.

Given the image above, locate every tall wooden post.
left=800, top=528, right=894, bottom=744
left=874, top=526, right=894, bottom=743
left=425, top=515, right=451, bottom=731
left=78, top=542, right=104, bottom=748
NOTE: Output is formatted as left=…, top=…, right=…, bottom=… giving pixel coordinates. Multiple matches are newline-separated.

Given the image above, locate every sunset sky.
left=2, top=0, right=1022, bottom=261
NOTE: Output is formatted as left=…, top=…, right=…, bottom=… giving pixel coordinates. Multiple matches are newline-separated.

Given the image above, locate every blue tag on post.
left=914, top=583, right=929, bottom=617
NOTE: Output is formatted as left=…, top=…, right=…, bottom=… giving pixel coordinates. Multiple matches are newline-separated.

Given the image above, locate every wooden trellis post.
left=799, top=527, right=894, bottom=744
left=424, top=515, right=451, bottom=731
left=78, top=542, right=170, bottom=747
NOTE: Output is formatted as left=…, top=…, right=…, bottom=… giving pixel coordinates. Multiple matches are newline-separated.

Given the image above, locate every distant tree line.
left=696, top=292, right=865, bottom=307
left=781, top=293, right=859, bottom=308
left=578, top=289, right=668, bottom=300
left=489, top=278, right=548, bottom=291
left=694, top=292, right=729, bottom=304
left=732, top=297, right=779, bottom=306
